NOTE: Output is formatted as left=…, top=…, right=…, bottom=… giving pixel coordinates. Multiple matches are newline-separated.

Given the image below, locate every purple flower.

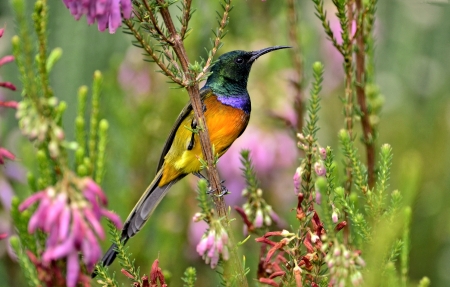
left=61, top=0, right=133, bottom=33
left=19, top=177, right=122, bottom=287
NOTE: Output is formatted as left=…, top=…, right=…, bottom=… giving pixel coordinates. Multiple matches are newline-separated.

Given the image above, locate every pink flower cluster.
left=196, top=228, right=229, bottom=269
left=19, top=178, right=122, bottom=287
left=61, top=0, right=133, bottom=33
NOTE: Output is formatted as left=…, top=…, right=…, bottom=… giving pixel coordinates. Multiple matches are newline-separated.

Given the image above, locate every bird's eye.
left=235, top=57, right=244, bottom=64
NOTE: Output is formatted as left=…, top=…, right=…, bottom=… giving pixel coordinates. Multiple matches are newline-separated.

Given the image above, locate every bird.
left=97, top=46, right=290, bottom=270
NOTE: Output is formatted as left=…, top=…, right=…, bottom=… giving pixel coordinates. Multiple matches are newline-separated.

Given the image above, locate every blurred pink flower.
left=19, top=178, right=122, bottom=287
left=293, top=167, right=302, bottom=194
left=218, top=125, right=297, bottom=204
left=61, top=0, right=133, bottom=33
left=332, top=210, right=338, bottom=223
left=0, top=148, right=15, bottom=165
left=0, top=101, right=18, bottom=108
left=118, top=47, right=153, bottom=101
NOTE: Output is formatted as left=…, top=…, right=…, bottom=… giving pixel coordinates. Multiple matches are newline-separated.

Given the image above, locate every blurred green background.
left=1, top=0, right=450, bottom=286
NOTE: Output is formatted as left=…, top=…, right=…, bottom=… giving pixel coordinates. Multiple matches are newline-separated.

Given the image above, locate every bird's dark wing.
left=156, top=87, right=211, bottom=171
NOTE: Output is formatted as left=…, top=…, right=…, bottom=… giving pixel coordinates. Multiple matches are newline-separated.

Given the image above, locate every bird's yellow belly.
left=160, top=96, right=249, bottom=185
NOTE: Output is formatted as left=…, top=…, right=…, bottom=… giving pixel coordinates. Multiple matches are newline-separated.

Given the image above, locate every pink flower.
left=19, top=178, right=122, bottom=287
left=196, top=228, right=229, bottom=269
left=315, top=190, right=321, bottom=205
left=0, top=148, right=15, bottom=165
left=293, top=167, right=302, bottom=193
left=254, top=209, right=264, bottom=228
left=332, top=210, right=338, bottom=223
left=61, top=0, right=133, bottom=33
left=0, top=101, right=18, bottom=108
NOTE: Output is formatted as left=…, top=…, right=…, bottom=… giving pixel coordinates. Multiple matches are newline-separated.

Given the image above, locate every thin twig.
left=313, top=0, right=345, bottom=56
left=123, top=19, right=183, bottom=85
left=180, top=0, right=192, bottom=39
left=145, top=2, right=174, bottom=45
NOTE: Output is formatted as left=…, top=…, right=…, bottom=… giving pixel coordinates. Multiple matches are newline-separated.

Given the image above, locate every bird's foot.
left=193, top=172, right=229, bottom=197
left=207, top=180, right=229, bottom=197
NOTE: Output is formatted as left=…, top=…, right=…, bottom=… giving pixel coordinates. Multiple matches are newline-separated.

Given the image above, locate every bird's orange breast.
left=159, top=95, right=250, bottom=186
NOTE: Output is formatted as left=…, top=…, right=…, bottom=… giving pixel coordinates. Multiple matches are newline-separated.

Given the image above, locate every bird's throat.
left=216, top=94, right=251, bottom=114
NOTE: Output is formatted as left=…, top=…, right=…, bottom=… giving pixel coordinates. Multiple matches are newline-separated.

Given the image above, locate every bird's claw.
left=206, top=180, right=229, bottom=197
left=193, top=173, right=228, bottom=197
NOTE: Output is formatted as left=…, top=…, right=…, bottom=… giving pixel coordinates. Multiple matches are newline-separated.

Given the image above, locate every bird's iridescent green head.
left=205, top=46, right=290, bottom=95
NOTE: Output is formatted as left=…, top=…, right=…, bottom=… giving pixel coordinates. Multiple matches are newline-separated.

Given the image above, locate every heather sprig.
left=297, top=62, right=324, bottom=201
left=373, top=143, right=393, bottom=217
left=181, top=267, right=197, bottom=287
left=236, top=150, right=279, bottom=234
left=103, top=221, right=142, bottom=285
left=339, top=128, right=368, bottom=195
left=123, top=0, right=232, bottom=87
left=9, top=236, right=40, bottom=287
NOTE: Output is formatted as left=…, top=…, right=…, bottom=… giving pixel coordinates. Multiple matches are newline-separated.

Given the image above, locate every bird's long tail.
left=98, top=169, right=180, bottom=268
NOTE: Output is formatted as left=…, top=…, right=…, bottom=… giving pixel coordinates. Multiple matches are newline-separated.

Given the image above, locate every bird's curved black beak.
left=249, top=45, right=291, bottom=63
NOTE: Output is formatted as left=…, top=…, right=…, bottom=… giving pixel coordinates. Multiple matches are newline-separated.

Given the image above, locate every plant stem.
left=355, top=0, right=375, bottom=189
left=287, top=0, right=304, bottom=132
left=343, top=0, right=355, bottom=245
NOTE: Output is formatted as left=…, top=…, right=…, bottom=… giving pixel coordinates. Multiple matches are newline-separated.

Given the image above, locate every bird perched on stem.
left=97, top=46, right=290, bottom=270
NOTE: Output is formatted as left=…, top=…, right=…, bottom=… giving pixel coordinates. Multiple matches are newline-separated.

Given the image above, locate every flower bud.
left=293, top=167, right=302, bottom=193
left=256, top=188, right=263, bottom=197
left=254, top=209, right=263, bottom=228
left=332, top=211, right=338, bottom=223
left=192, top=212, right=203, bottom=222
left=314, top=161, right=326, bottom=176
left=319, top=147, right=326, bottom=159
left=312, top=61, right=324, bottom=74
